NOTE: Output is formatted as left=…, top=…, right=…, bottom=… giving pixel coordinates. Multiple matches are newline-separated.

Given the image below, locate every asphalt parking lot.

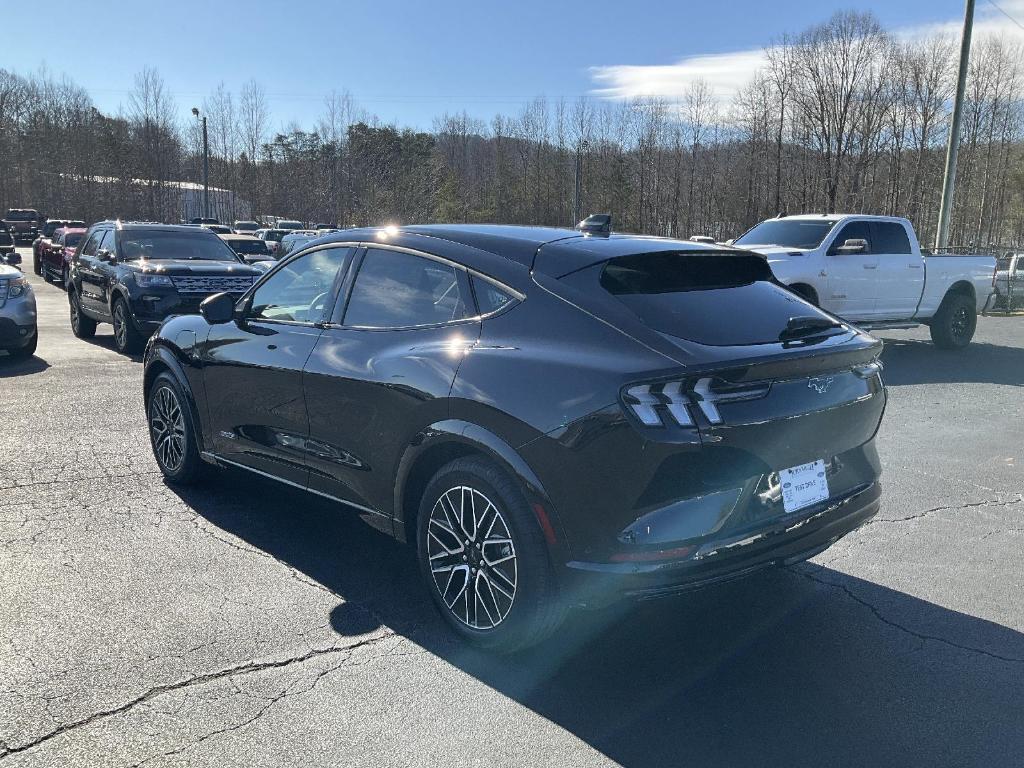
left=1, top=247, right=1022, bottom=768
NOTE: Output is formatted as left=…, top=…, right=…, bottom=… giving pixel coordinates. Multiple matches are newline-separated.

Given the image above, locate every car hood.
left=128, top=260, right=261, bottom=276
left=0, top=264, right=22, bottom=278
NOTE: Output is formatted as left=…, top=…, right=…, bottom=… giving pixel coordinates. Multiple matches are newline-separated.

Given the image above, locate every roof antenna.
left=576, top=213, right=612, bottom=237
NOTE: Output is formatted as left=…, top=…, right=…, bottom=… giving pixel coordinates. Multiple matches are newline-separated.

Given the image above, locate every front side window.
left=344, top=248, right=468, bottom=329
left=100, top=229, right=117, bottom=254
left=248, top=247, right=351, bottom=323
left=829, top=221, right=873, bottom=254
left=81, top=231, right=102, bottom=257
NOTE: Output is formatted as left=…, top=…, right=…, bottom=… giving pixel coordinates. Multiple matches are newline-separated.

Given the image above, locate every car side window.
left=871, top=222, right=912, bottom=255
left=343, top=248, right=468, bottom=329
left=81, top=232, right=101, bottom=257
left=99, top=229, right=117, bottom=255
left=829, top=221, right=872, bottom=254
left=248, top=247, right=351, bottom=324
left=472, top=275, right=515, bottom=316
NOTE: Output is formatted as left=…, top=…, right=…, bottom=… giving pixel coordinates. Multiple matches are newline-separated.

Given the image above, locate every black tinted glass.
left=231, top=239, right=270, bottom=255
left=871, top=222, right=912, bottom=254
left=65, top=232, right=83, bottom=247
left=345, top=249, right=467, bottom=328
left=0, top=232, right=12, bottom=245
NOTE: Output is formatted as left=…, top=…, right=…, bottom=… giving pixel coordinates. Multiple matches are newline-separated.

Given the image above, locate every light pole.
left=191, top=107, right=210, bottom=220
left=574, top=139, right=589, bottom=224
left=935, top=0, right=974, bottom=252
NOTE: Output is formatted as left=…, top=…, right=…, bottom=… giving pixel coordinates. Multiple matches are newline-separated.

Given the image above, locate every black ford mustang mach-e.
left=142, top=223, right=886, bottom=650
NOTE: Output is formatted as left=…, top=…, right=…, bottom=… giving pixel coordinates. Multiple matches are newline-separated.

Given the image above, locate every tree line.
left=2, top=10, right=1024, bottom=249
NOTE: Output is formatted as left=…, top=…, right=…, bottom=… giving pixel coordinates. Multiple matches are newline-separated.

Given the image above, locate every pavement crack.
left=795, top=566, right=1023, bottom=664
left=865, top=494, right=1023, bottom=526
left=0, top=633, right=393, bottom=761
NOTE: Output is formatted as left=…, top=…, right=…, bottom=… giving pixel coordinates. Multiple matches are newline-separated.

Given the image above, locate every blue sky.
left=4, top=0, right=1017, bottom=130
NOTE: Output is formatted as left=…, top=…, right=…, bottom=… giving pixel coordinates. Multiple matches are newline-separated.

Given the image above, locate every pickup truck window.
left=872, top=222, right=912, bottom=254
left=734, top=219, right=837, bottom=249
left=829, top=221, right=873, bottom=254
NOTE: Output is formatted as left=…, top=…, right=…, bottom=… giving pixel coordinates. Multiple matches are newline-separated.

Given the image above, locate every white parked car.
left=732, top=214, right=996, bottom=349
left=277, top=230, right=319, bottom=257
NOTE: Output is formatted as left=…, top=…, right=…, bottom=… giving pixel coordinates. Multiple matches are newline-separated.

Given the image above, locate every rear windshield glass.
left=119, top=230, right=240, bottom=262
left=5, top=210, right=37, bottom=221
left=265, top=230, right=286, bottom=241
left=65, top=232, right=84, bottom=247
left=563, top=251, right=840, bottom=346
left=230, top=239, right=270, bottom=255
left=734, top=219, right=837, bottom=249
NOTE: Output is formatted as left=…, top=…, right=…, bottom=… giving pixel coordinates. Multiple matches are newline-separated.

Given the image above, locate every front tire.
left=930, top=293, right=976, bottom=349
left=5, top=331, right=37, bottom=360
left=417, top=457, right=566, bottom=651
left=112, top=297, right=143, bottom=355
left=147, top=372, right=207, bottom=484
left=69, top=289, right=97, bottom=339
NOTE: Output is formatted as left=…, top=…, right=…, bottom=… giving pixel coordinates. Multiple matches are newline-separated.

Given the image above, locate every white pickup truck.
left=731, top=214, right=996, bottom=349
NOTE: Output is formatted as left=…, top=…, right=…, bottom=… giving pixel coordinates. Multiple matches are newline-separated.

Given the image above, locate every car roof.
left=319, top=224, right=728, bottom=275
left=219, top=233, right=260, bottom=240
left=99, top=221, right=217, bottom=234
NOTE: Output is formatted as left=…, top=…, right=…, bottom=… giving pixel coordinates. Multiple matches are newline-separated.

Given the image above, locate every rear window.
left=5, top=210, right=37, bottom=221
left=229, top=239, right=270, bottom=255
left=563, top=251, right=840, bottom=346
left=65, top=232, right=83, bottom=248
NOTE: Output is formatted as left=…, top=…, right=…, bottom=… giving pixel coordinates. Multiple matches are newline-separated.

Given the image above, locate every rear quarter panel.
left=917, top=255, right=997, bottom=317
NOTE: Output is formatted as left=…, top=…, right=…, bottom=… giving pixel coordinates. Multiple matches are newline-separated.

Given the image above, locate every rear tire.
left=112, top=298, right=143, bottom=355
left=69, top=289, right=97, bottom=339
left=147, top=372, right=207, bottom=485
left=416, top=456, right=566, bottom=652
left=929, top=293, right=976, bottom=349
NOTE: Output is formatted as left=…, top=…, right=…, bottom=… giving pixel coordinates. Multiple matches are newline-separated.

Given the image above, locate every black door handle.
left=267, top=344, right=277, bottom=350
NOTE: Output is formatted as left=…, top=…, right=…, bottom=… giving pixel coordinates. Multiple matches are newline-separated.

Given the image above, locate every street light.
left=574, top=139, right=589, bottom=225
left=191, top=107, right=210, bottom=220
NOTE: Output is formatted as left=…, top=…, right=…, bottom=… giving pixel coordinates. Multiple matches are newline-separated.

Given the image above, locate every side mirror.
left=724, top=238, right=735, bottom=246
left=835, top=238, right=868, bottom=255
left=199, top=292, right=237, bottom=324
left=96, top=248, right=115, bottom=262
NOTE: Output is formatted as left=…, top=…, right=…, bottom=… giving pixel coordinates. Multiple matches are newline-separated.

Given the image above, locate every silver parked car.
left=0, top=262, right=37, bottom=359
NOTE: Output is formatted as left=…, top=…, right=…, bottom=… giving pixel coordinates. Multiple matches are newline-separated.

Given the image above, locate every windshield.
left=119, top=230, right=240, bottom=262
left=6, top=210, right=36, bottom=221
left=229, top=239, right=270, bottom=255
left=234, top=222, right=259, bottom=231
left=734, top=219, right=838, bottom=249
left=264, top=230, right=286, bottom=241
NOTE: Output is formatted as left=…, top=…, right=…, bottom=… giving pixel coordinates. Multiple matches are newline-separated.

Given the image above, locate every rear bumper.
left=562, top=480, right=880, bottom=603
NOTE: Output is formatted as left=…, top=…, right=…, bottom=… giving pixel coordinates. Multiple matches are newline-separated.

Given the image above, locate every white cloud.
left=589, top=2, right=1024, bottom=105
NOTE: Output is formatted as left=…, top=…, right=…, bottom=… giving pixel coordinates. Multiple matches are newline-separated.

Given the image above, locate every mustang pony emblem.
left=807, top=376, right=835, bottom=394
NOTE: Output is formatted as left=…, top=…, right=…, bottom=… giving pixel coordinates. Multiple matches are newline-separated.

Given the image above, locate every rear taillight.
left=623, top=377, right=770, bottom=427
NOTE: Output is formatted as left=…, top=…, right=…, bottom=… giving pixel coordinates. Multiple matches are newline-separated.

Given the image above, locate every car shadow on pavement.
left=879, top=337, right=1024, bottom=387
left=0, top=354, right=50, bottom=376
left=174, top=470, right=1024, bottom=768
left=75, top=332, right=145, bottom=363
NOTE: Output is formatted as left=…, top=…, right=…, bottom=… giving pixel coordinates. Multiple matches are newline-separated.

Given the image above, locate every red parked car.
left=32, top=219, right=85, bottom=272
left=39, top=227, right=86, bottom=287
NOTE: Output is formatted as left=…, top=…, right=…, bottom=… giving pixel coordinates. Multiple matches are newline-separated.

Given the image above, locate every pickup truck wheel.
left=112, top=298, right=143, bottom=355
left=33, top=254, right=40, bottom=275
left=930, top=293, right=976, bottom=349
left=69, top=290, right=97, bottom=339
left=789, top=284, right=819, bottom=306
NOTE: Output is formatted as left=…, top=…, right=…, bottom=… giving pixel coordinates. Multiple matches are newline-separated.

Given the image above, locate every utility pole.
left=191, top=107, right=210, bottom=220
left=935, top=0, right=974, bottom=252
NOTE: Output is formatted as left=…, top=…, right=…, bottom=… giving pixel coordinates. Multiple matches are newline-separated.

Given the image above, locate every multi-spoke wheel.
left=427, top=485, right=518, bottom=630
left=930, top=292, right=976, bottom=349
left=112, top=298, right=143, bottom=355
left=149, top=384, right=186, bottom=473
left=69, top=289, right=97, bottom=339
left=146, top=372, right=207, bottom=484
left=417, top=457, right=566, bottom=651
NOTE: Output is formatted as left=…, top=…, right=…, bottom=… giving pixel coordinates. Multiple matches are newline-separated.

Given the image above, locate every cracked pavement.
left=1, top=252, right=1022, bottom=767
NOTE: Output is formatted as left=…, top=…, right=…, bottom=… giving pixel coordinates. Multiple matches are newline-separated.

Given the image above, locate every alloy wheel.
left=426, top=485, right=518, bottom=630
left=113, top=303, right=128, bottom=350
left=149, top=385, right=186, bottom=472
left=70, top=295, right=80, bottom=332
left=951, top=306, right=970, bottom=340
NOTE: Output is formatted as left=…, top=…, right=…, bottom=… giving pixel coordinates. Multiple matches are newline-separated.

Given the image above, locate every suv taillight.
left=623, top=377, right=771, bottom=428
